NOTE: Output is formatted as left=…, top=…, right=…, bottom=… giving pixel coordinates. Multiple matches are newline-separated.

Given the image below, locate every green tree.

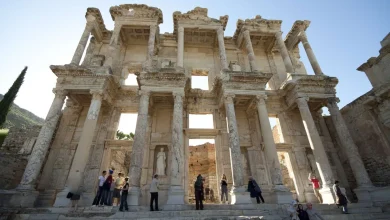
left=129, top=132, right=134, bottom=139
left=0, top=67, right=27, bottom=128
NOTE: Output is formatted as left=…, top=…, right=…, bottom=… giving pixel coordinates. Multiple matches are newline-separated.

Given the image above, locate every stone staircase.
left=1, top=203, right=390, bottom=220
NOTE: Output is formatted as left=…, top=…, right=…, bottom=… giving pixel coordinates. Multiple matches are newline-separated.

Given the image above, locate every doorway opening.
left=124, top=73, right=138, bottom=86
left=188, top=138, right=218, bottom=204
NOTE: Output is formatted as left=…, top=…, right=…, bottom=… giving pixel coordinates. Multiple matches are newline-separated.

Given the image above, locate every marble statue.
left=156, top=147, right=166, bottom=176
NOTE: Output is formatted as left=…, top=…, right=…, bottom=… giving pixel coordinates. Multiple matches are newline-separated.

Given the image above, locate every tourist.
left=194, top=174, right=204, bottom=210
left=113, top=172, right=125, bottom=206
left=92, top=170, right=106, bottom=206
left=333, top=180, right=349, bottom=214
left=305, top=202, right=325, bottom=220
left=247, top=176, right=264, bottom=204
left=150, top=174, right=159, bottom=211
left=308, top=172, right=323, bottom=203
left=100, top=169, right=114, bottom=206
left=287, top=200, right=299, bottom=220
left=107, top=176, right=116, bottom=206
left=296, top=204, right=310, bottom=220
left=220, top=174, right=228, bottom=204
left=119, top=177, right=129, bottom=212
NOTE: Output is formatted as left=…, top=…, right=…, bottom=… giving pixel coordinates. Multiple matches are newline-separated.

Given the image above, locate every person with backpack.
left=247, top=176, right=264, bottom=204
left=119, top=177, right=129, bottom=212
left=194, top=174, right=204, bottom=210
left=100, top=169, right=114, bottom=206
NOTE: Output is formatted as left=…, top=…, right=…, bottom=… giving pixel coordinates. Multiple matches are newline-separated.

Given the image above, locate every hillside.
left=0, top=94, right=44, bottom=129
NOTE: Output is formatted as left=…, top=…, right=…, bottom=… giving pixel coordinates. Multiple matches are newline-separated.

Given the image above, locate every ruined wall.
left=325, top=100, right=390, bottom=187
left=0, top=126, right=40, bottom=189
left=188, top=143, right=217, bottom=201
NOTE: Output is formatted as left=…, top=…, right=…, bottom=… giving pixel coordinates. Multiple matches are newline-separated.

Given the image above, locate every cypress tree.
left=0, top=67, right=27, bottom=128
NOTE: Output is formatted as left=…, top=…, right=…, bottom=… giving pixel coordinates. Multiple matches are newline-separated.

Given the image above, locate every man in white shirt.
left=150, top=174, right=159, bottom=211
left=92, top=170, right=106, bottom=206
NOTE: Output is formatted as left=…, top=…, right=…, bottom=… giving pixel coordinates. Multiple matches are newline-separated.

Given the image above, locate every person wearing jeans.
left=119, top=177, right=129, bottom=211
left=149, top=174, right=159, bottom=211
left=92, top=170, right=106, bottom=206
left=220, top=174, right=228, bottom=204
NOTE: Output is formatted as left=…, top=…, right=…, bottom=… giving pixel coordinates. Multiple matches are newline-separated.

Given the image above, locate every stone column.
left=146, top=25, right=157, bottom=69
left=70, top=15, right=95, bottom=65
left=17, top=89, right=67, bottom=190
left=217, top=27, right=229, bottom=71
left=127, top=90, right=151, bottom=205
left=53, top=90, right=103, bottom=207
left=327, top=98, right=374, bottom=201
left=224, top=94, right=251, bottom=204
left=242, top=29, right=259, bottom=72
left=256, top=95, right=292, bottom=203
left=166, top=91, right=185, bottom=205
left=298, top=31, right=323, bottom=75
left=105, top=23, right=121, bottom=67
left=176, top=26, right=184, bottom=68
left=296, top=97, right=335, bottom=203
left=275, top=32, right=294, bottom=73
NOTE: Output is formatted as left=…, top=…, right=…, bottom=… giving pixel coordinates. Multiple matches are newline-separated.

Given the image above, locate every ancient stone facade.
left=1, top=4, right=389, bottom=209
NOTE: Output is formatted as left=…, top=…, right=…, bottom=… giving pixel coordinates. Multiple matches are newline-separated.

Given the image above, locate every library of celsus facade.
left=3, top=4, right=390, bottom=208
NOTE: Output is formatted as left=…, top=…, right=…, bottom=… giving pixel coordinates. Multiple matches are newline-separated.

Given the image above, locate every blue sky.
left=0, top=0, right=389, bottom=124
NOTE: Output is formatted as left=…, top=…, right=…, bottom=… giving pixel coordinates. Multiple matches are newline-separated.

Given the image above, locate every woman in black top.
left=220, top=174, right=228, bottom=203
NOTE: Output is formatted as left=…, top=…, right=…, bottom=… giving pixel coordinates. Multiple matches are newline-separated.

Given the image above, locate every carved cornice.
left=284, top=20, right=310, bottom=50
left=357, top=45, right=390, bottom=71
left=109, top=4, right=163, bottom=24
left=52, top=88, right=68, bottom=99
left=86, top=8, right=109, bottom=42
left=173, top=7, right=228, bottom=35
left=222, top=71, right=273, bottom=83
left=233, top=15, right=282, bottom=42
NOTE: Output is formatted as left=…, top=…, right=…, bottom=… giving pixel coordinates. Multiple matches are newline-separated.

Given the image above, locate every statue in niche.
left=156, top=147, right=166, bottom=176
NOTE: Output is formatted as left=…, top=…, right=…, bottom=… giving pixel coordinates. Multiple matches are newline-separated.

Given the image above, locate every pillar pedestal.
left=127, top=187, right=141, bottom=206
left=230, top=187, right=252, bottom=204
left=166, top=186, right=185, bottom=205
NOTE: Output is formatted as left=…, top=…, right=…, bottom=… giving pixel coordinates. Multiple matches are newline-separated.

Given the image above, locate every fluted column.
left=327, top=98, right=373, bottom=188
left=105, top=23, right=121, bottom=67
left=275, top=32, right=294, bottom=73
left=177, top=26, right=184, bottom=68
left=255, top=95, right=284, bottom=185
left=70, top=15, right=95, bottom=65
left=296, top=97, right=335, bottom=203
left=17, top=89, right=67, bottom=190
left=217, top=27, right=229, bottom=71
left=127, top=90, right=151, bottom=205
left=166, top=91, right=185, bottom=205
left=298, top=31, right=323, bottom=75
left=242, top=29, right=259, bottom=72
left=64, top=90, right=103, bottom=193
left=146, top=25, right=157, bottom=69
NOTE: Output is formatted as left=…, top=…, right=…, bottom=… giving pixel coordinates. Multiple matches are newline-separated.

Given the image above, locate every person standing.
left=92, top=170, right=106, bottom=206
left=296, top=204, right=310, bottom=220
left=100, top=169, right=114, bottom=206
left=333, top=180, right=349, bottom=214
left=247, top=176, right=265, bottom=204
left=308, top=172, right=323, bottom=203
left=287, top=200, right=299, bottom=220
left=220, top=174, right=228, bottom=204
left=194, top=174, right=204, bottom=210
left=305, top=203, right=325, bottom=220
left=150, top=174, right=159, bottom=211
left=119, top=177, right=129, bottom=212
left=113, top=172, right=125, bottom=206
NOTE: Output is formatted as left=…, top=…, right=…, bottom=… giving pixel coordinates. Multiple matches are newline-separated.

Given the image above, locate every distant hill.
left=0, top=94, right=44, bottom=129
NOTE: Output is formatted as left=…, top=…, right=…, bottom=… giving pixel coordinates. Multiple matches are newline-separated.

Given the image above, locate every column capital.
left=298, top=31, right=308, bottom=42
left=172, top=91, right=184, bottom=98
left=223, top=94, right=235, bottom=104
left=255, top=94, right=267, bottom=105
left=138, top=89, right=151, bottom=97
left=150, top=24, right=157, bottom=31
left=327, top=97, right=340, bottom=111
left=178, top=26, right=184, bottom=33
left=296, top=96, right=309, bottom=108
left=52, top=88, right=68, bottom=99
left=275, top=31, right=283, bottom=38
left=90, top=90, right=104, bottom=100
left=217, top=26, right=224, bottom=35
left=86, top=14, right=96, bottom=23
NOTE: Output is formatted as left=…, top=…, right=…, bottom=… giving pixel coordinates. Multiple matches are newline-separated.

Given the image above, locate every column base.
left=354, top=187, right=374, bottom=203
left=0, top=189, right=39, bottom=207
left=166, top=186, right=185, bottom=205
left=53, top=189, right=71, bottom=207
left=319, top=186, right=335, bottom=204
left=127, top=187, right=141, bottom=206
left=80, top=192, right=95, bottom=207
left=230, top=186, right=252, bottom=204
left=273, top=185, right=293, bottom=204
